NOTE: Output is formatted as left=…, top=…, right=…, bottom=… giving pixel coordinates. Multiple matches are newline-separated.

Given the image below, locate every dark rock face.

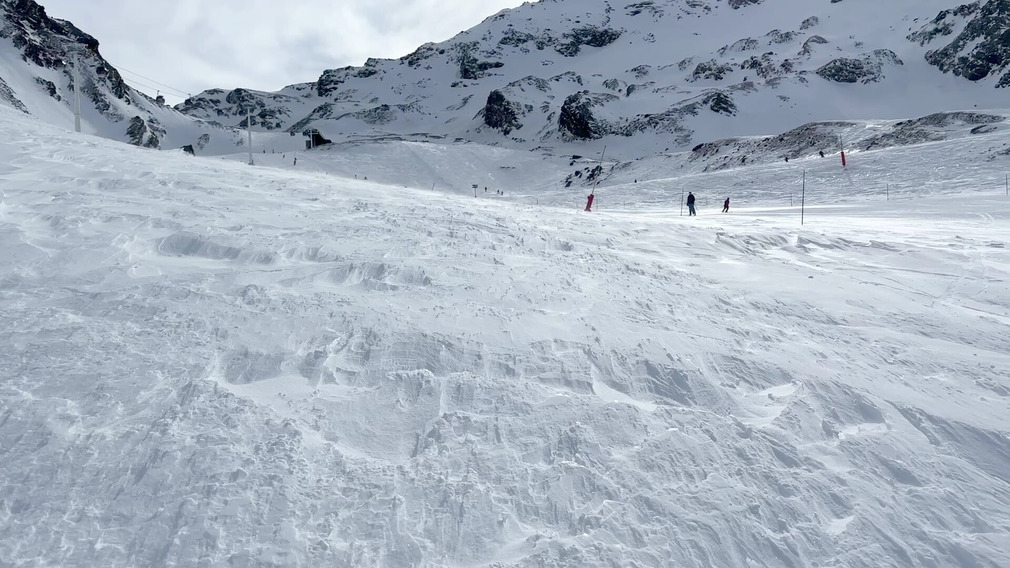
left=816, top=50, right=903, bottom=83
left=692, top=59, right=735, bottom=81
left=1, top=0, right=129, bottom=111
left=34, top=77, right=59, bottom=100
left=316, top=67, right=350, bottom=97
left=126, top=116, right=161, bottom=149
left=499, top=30, right=535, bottom=47
left=626, top=2, right=662, bottom=17
left=177, top=88, right=292, bottom=130
left=1, top=0, right=128, bottom=124
left=456, top=42, right=505, bottom=80
left=401, top=44, right=439, bottom=67
left=1, top=76, right=29, bottom=113
left=482, top=90, right=523, bottom=135
left=1, top=0, right=97, bottom=67
left=555, top=26, right=622, bottom=57
left=559, top=92, right=612, bottom=140
left=799, top=35, right=828, bottom=57
left=912, top=0, right=1010, bottom=87
left=705, top=92, right=736, bottom=115
left=741, top=53, right=793, bottom=80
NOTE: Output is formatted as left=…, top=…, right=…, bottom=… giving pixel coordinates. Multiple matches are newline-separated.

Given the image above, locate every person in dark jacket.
left=687, top=192, right=697, bottom=216
left=722, top=198, right=730, bottom=213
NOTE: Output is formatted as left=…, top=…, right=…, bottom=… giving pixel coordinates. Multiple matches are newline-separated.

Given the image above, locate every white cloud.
left=38, top=0, right=526, bottom=103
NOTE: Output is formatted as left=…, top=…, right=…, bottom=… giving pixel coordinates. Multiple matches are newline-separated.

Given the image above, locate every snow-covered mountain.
left=174, top=0, right=1010, bottom=158
left=3, top=0, right=1010, bottom=160
left=0, top=0, right=245, bottom=152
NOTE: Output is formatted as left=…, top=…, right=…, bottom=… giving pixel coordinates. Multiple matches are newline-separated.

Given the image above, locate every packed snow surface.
left=1, top=105, right=1010, bottom=567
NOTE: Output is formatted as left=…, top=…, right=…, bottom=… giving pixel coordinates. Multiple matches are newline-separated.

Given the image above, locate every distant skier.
left=723, top=198, right=730, bottom=213
left=585, top=193, right=595, bottom=212
left=819, top=150, right=825, bottom=158
left=293, top=157, right=298, bottom=166
left=687, top=192, right=696, bottom=216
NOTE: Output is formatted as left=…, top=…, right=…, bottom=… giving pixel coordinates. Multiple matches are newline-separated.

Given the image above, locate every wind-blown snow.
left=1, top=105, right=1009, bottom=567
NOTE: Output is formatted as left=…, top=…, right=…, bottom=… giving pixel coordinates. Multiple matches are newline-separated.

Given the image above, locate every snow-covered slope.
left=177, top=0, right=1010, bottom=158
left=2, top=97, right=1010, bottom=567
left=0, top=0, right=245, bottom=153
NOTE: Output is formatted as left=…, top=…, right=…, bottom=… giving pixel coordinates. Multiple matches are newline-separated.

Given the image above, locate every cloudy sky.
left=40, top=0, right=526, bottom=104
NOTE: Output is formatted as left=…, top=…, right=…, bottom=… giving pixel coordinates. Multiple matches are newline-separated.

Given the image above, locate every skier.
left=293, top=157, right=298, bottom=166
left=819, top=150, right=825, bottom=158
left=585, top=193, right=595, bottom=212
left=722, top=198, right=730, bottom=213
left=687, top=192, right=696, bottom=216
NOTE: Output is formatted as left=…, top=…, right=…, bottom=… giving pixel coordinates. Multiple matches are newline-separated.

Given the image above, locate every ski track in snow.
left=1, top=107, right=1010, bottom=567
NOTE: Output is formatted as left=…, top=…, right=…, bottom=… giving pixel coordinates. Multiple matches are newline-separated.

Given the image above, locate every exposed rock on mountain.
left=816, top=50, right=903, bottom=83
left=861, top=111, right=1005, bottom=149
left=912, top=0, right=1010, bottom=87
left=555, top=26, right=622, bottom=57
left=0, top=76, right=27, bottom=112
left=5, top=0, right=1010, bottom=159
left=559, top=91, right=616, bottom=140
left=481, top=89, right=524, bottom=135
left=126, top=115, right=161, bottom=148
left=0, top=0, right=245, bottom=151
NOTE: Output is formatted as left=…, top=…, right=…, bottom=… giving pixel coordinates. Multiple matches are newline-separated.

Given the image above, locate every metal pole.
left=592, top=145, right=607, bottom=210
left=72, top=52, right=82, bottom=133
left=1006, top=174, right=1008, bottom=196
left=680, top=188, right=685, bottom=216
left=801, top=170, right=806, bottom=226
left=246, top=108, right=254, bottom=166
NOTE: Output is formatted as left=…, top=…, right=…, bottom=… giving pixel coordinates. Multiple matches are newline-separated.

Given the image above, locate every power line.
left=106, top=61, right=191, bottom=98
left=122, top=76, right=182, bottom=100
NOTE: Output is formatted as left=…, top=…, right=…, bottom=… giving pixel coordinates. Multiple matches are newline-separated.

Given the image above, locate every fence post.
left=801, top=170, right=806, bottom=226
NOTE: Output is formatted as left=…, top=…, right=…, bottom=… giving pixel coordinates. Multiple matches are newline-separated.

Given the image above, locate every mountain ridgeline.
left=0, top=0, right=244, bottom=152
left=2, top=0, right=1010, bottom=157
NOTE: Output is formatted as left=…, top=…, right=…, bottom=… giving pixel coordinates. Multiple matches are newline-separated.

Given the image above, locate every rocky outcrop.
left=555, top=26, right=622, bottom=57
left=911, top=0, right=1010, bottom=87
left=741, top=53, right=794, bottom=81
left=456, top=42, right=504, bottom=80
left=481, top=90, right=523, bottom=135
left=816, top=50, right=903, bottom=83
left=559, top=92, right=618, bottom=140
left=126, top=116, right=161, bottom=149
left=176, top=88, right=294, bottom=130
left=0, top=0, right=130, bottom=108
left=690, top=120, right=856, bottom=171
left=861, top=111, right=1005, bottom=150
left=692, top=59, right=735, bottom=81
left=1, top=76, right=29, bottom=113
left=799, top=35, right=828, bottom=57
